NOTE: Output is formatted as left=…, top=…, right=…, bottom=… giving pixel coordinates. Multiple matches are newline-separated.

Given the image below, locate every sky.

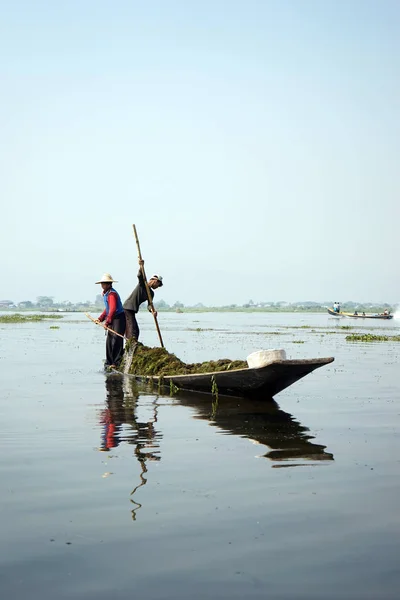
left=1, top=0, right=399, bottom=306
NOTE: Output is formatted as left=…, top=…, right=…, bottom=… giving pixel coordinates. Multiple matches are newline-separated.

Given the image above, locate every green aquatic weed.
left=0, top=314, right=63, bottom=323
left=121, top=342, right=247, bottom=376
left=211, top=375, right=219, bottom=419
left=169, top=380, right=179, bottom=395
left=346, top=334, right=400, bottom=342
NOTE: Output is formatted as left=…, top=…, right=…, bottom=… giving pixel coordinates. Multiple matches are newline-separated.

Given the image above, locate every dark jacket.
left=123, top=270, right=154, bottom=313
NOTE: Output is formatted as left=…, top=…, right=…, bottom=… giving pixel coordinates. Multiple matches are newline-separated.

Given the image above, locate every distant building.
left=0, top=300, right=14, bottom=307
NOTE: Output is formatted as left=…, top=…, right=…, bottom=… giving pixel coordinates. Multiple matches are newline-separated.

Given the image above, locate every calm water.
left=1, top=311, right=400, bottom=599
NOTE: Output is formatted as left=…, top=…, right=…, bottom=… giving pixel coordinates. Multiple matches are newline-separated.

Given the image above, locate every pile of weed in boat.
left=121, top=342, right=247, bottom=376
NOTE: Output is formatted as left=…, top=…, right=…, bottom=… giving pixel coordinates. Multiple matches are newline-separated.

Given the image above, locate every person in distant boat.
left=95, top=273, right=126, bottom=369
left=123, top=259, right=163, bottom=341
left=333, top=302, right=338, bottom=312
left=354, top=311, right=358, bottom=316
left=362, top=312, right=366, bottom=317
left=383, top=309, right=389, bottom=316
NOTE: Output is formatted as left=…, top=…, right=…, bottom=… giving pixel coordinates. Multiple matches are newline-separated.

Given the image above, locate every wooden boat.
left=327, top=308, right=393, bottom=320
left=123, top=357, right=334, bottom=398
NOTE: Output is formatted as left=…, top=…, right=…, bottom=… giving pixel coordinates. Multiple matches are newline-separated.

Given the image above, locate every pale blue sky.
left=1, top=1, right=399, bottom=305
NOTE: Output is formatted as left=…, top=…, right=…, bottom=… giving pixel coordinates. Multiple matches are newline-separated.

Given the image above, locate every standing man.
left=95, top=273, right=126, bottom=368
left=123, top=259, right=163, bottom=341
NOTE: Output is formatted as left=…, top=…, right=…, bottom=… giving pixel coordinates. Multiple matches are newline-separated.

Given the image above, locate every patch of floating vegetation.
left=186, top=327, right=220, bottom=332
left=279, top=325, right=337, bottom=331
left=292, top=340, right=305, bottom=344
left=120, top=341, right=247, bottom=376
left=224, top=331, right=287, bottom=336
left=346, top=334, right=400, bottom=342
left=0, top=313, right=64, bottom=323
left=49, top=326, right=60, bottom=329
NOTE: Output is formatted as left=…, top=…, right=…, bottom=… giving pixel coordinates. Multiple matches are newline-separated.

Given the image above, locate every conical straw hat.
left=95, top=273, right=118, bottom=284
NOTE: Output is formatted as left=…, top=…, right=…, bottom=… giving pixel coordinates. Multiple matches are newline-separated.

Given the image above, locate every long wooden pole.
left=85, top=312, right=125, bottom=339
left=132, top=224, right=164, bottom=348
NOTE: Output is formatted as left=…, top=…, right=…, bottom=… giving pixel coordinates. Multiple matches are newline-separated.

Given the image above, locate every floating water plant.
left=169, top=380, right=179, bottom=395
left=120, top=342, right=247, bottom=376
left=211, top=375, right=219, bottom=419
left=346, top=334, right=400, bottom=342
left=211, top=375, right=219, bottom=398
left=0, top=314, right=63, bottom=323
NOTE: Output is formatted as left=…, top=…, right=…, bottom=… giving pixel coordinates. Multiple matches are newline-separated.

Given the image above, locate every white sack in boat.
left=246, top=349, right=286, bottom=369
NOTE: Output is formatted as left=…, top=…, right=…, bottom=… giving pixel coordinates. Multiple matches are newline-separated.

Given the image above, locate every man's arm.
left=137, top=259, right=145, bottom=284
left=148, top=306, right=158, bottom=318
left=147, top=294, right=157, bottom=317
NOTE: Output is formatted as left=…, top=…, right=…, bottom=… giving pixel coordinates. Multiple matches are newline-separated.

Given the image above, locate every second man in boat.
left=123, top=259, right=163, bottom=341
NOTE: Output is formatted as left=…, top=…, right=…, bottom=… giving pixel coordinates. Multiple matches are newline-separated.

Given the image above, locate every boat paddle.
left=85, top=312, right=125, bottom=339
left=132, top=224, right=165, bottom=348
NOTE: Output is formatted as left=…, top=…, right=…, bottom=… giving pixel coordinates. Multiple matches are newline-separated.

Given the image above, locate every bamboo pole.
left=132, top=224, right=164, bottom=348
left=85, top=312, right=125, bottom=339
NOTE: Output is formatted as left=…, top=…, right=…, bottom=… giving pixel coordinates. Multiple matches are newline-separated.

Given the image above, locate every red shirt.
left=98, top=291, right=119, bottom=326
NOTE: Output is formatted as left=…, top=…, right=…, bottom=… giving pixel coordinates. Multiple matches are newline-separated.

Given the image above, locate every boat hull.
left=128, top=357, right=334, bottom=398
left=327, top=308, right=342, bottom=317
left=327, top=308, right=393, bottom=319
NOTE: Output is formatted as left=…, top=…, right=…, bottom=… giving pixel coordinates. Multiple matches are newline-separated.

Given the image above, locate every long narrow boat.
left=327, top=308, right=393, bottom=320
left=124, top=357, right=334, bottom=398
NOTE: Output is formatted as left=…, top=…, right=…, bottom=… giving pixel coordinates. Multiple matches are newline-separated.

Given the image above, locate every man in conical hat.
left=95, top=273, right=126, bottom=368
left=123, top=259, right=163, bottom=341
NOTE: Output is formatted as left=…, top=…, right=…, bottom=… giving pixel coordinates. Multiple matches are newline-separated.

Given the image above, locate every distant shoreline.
left=0, top=306, right=394, bottom=315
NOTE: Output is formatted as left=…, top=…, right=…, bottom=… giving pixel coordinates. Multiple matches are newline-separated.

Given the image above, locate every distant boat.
left=327, top=308, right=393, bottom=320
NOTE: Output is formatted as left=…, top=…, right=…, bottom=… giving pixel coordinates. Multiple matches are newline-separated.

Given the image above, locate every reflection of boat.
left=127, top=357, right=334, bottom=398
left=327, top=308, right=393, bottom=320
left=100, top=376, right=333, bottom=504
left=171, top=392, right=334, bottom=467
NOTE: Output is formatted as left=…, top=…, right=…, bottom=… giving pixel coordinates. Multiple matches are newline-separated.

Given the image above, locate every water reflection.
left=99, top=376, right=161, bottom=519
left=178, top=394, right=334, bottom=467
left=98, top=379, right=333, bottom=523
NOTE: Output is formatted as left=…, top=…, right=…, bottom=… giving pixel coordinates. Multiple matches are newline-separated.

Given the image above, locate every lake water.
left=1, top=311, right=400, bottom=599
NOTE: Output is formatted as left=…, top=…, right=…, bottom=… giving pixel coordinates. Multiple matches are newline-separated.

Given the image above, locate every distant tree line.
left=0, top=297, right=394, bottom=313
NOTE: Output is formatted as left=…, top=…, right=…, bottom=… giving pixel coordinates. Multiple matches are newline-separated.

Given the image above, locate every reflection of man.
left=99, top=378, right=123, bottom=451
left=99, top=377, right=161, bottom=461
left=100, top=407, right=118, bottom=451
